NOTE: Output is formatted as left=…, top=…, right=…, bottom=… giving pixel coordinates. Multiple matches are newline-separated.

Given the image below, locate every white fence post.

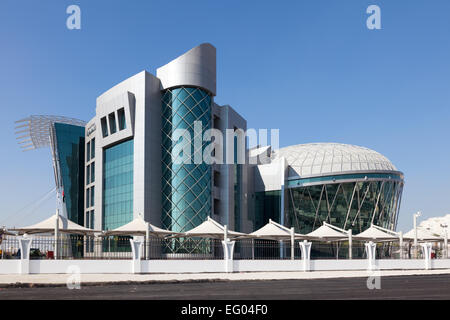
left=299, top=240, right=312, bottom=271
left=129, top=239, right=143, bottom=274
left=19, top=237, right=32, bottom=274
left=365, top=241, right=377, bottom=271
left=222, top=239, right=235, bottom=273
left=420, top=242, right=432, bottom=270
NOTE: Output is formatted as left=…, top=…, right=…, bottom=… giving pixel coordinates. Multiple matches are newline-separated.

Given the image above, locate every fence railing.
left=0, top=236, right=448, bottom=261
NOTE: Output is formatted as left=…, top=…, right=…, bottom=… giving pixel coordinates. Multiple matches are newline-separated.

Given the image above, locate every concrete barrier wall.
left=1, top=259, right=450, bottom=275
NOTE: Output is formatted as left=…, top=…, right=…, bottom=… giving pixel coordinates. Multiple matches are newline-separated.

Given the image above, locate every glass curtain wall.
left=285, top=179, right=403, bottom=234
left=161, top=87, right=212, bottom=254
left=53, top=123, right=85, bottom=225
left=102, top=139, right=134, bottom=230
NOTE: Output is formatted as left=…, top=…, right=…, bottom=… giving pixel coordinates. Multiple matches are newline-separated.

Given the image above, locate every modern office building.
left=15, top=43, right=405, bottom=239
left=250, top=143, right=404, bottom=234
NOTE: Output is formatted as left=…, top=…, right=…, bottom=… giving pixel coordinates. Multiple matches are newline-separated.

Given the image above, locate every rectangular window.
left=86, top=211, right=90, bottom=229
left=101, top=117, right=108, bottom=138
left=108, top=112, right=117, bottom=134
left=91, top=186, right=95, bottom=207
left=86, top=188, right=90, bottom=208
left=91, top=162, right=95, bottom=183
left=118, top=108, right=126, bottom=130
left=91, top=138, right=95, bottom=159
left=86, top=141, right=91, bottom=161
left=86, top=164, right=90, bottom=184
left=90, top=210, right=95, bottom=229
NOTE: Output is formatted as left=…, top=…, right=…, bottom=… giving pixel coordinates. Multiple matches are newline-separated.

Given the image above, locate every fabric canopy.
left=353, top=225, right=399, bottom=242
left=12, top=213, right=99, bottom=236
left=175, top=217, right=246, bottom=239
left=403, top=228, right=443, bottom=241
left=306, top=223, right=349, bottom=241
left=241, top=219, right=306, bottom=240
left=103, top=216, right=178, bottom=238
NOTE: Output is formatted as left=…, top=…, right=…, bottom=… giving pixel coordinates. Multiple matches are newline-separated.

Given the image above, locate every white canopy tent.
left=306, top=222, right=353, bottom=259
left=403, top=228, right=443, bottom=242
left=102, top=215, right=181, bottom=259
left=238, top=219, right=307, bottom=260
left=103, top=215, right=178, bottom=238
left=354, top=224, right=404, bottom=259
left=354, top=224, right=400, bottom=242
left=306, top=222, right=349, bottom=240
left=11, top=212, right=100, bottom=259
left=244, top=219, right=306, bottom=240
left=173, top=216, right=246, bottom=240
left=12, top=213, right=100, bottom=236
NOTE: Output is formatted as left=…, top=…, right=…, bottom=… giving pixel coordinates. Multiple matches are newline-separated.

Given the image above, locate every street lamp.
left=441, top=223, right=448, bottom=259
left=413, top=211, right=422, bottom=247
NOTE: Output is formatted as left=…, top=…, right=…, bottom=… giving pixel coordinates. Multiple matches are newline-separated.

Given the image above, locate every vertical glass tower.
left=102, top=139, right=134, bottom=230
left=53, top=123, right=85, bottom=225
left=161, top=87, right=212, bottom=233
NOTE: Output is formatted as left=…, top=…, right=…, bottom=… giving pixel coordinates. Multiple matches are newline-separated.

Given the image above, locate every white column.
left=222, top=239, right=235, bottom=273
left=54, top=213, right=59, bottom=260
left=19, top=237, right=32, bottom=274
left=444, top=232, right=448, bottom=259
left=129, top=239, right=143, bottom=274
left=399, top=231, right=403, bottom=259
left=348, top=229, right=352, bottom=260
left=299, top=240, right=312, bottom=272
left=290, top=228, right=295, bottom=260
left=365, top=241, right=377, bottom=271
left=145, top=222, right=150, bottom=260
left=421, top=242, right=432, bottom=270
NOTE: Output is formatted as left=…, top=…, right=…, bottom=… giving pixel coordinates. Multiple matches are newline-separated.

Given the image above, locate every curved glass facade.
left=285, top=176, right=404, bottom=234
left=161, top=87, right=212, bottom=233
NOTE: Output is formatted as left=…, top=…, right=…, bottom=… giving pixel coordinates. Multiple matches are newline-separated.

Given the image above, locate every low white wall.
left=234, top=260, right=303, bottom=272
left=29, top=260, right=132, bottom=274
left=142, top=260, right=224, bottom=273
left=0, top=260, right=21, bottom=274
left=1, top=259, right=450, bottom=275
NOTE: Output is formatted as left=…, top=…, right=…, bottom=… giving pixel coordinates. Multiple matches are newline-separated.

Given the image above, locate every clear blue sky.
left=1, top=0, right=449, bottom=231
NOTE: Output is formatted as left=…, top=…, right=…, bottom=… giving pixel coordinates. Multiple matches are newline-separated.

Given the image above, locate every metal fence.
left=0, top=236, right=448, bottom=261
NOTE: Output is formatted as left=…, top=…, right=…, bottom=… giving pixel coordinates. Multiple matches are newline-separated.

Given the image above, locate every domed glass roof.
left=275, top=143, right=398, bottom=178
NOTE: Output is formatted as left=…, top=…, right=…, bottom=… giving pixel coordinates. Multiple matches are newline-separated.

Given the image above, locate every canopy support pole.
left=348, top=229, right=352, bottom=260
left=290, top=228, right=295, bottom=260
left=145, top=223, right=150, bottom=260
left=54, top=213, right=59, bottom=260
left=399, top=231, right=403, bottom=259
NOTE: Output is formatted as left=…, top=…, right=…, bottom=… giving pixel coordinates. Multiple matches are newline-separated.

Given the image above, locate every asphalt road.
left=0, top=274, right=449, bottom=300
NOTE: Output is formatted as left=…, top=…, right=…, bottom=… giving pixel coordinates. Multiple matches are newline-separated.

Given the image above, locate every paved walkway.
left=1, top=269, right=450, bottom=286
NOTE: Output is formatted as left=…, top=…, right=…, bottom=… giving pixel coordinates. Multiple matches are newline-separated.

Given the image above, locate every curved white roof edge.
left=156, top=43, right=216, bottom=96
left=274, top=142, right=401, bottom=178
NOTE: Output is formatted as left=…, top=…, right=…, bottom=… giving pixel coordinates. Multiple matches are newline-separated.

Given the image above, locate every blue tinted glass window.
left=118, top=108, right=126, bottom=130
left=103, top=139, right=133, bottom=230
left=53, top=122, right=85, bottom=225
left=91, top=162, right=95, bottom=183
left=91, top=138, right=95, bottom=159
left=109, top=113, right=117, bottom=134
left=161, top=87, right=212, bottom=235
left=101, top=117, right=108, bottom=137
left=86, top=141, right=91, bottom=161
